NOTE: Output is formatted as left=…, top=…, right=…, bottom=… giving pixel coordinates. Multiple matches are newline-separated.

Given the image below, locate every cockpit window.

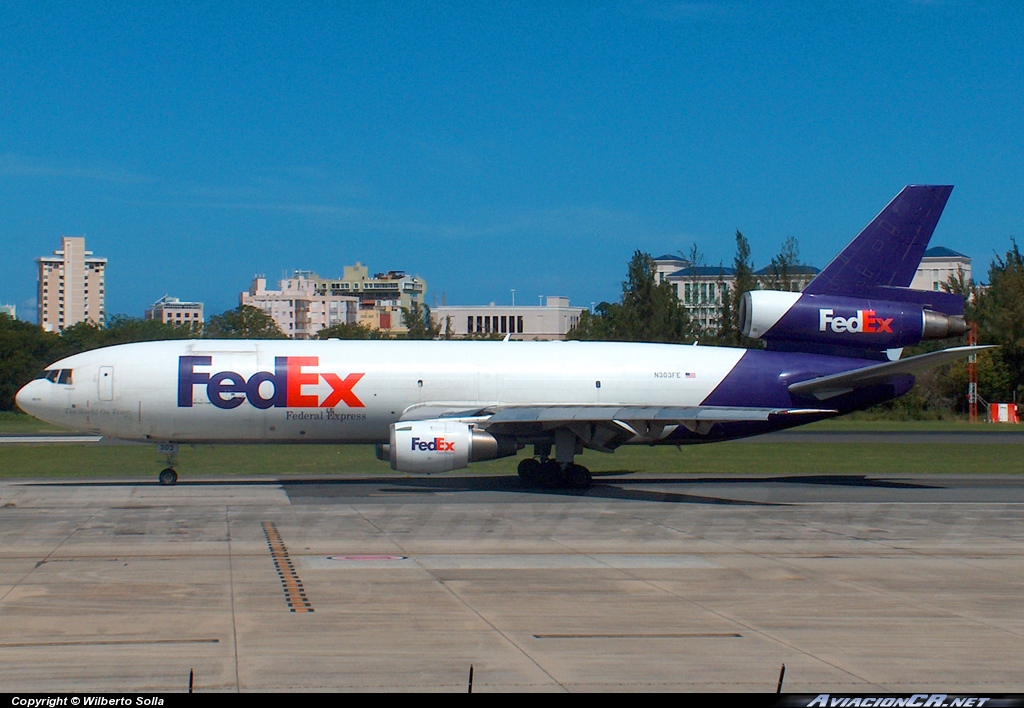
left=36, top=369, right=72, bottom=384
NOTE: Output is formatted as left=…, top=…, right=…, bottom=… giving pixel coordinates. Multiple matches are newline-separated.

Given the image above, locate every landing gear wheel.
left=567, top=464, right=592, bottom=490
left=538, top=460, right=563, bottom=489
left=159, top=468, right=178, bottom=486
left=517, top=458, right=543, bottom=486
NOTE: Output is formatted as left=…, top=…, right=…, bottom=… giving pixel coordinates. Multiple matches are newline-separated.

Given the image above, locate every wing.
left=485, top=405, right=837, bottom=450
left=788, top=345, right=995, bottom=400
left=401, top=403, right=837, bottom=451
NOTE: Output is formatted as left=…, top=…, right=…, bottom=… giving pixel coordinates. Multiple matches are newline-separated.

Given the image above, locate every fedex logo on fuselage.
left=818, top=309, right=893, bottom=334
left=177, top=356, right=364, bottom=409
left=411, top=437, right=455, bottom=452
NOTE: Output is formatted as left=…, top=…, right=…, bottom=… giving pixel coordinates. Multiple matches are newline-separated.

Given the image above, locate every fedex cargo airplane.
left=16, top=186, right=985, bottom=488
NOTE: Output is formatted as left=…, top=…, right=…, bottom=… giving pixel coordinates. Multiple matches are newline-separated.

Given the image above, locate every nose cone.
left=15, top=380, right=45, bottom=419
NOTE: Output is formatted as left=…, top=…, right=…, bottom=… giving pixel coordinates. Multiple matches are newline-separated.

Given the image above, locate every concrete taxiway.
left=2, top=473, right=1024, bottom=692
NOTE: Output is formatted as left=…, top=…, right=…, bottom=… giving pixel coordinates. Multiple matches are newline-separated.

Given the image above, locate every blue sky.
left=2, top=1, right=1022, bottom=319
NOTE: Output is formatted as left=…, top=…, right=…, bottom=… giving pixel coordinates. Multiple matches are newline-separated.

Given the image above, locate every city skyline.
left=3, top=3, right=1022, bottom=318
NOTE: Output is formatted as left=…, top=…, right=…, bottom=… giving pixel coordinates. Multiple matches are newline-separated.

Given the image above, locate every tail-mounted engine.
left=740, top=290, right=967, bottom=350
left=386, top=420, right=518, bottom=473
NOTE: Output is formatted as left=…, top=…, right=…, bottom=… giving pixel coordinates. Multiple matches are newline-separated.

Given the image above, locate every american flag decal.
left=685, top=372, right=696, bottom=378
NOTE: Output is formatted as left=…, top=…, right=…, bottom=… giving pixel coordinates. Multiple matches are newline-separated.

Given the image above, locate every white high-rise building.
left=36, top=236, right=106, bottom=332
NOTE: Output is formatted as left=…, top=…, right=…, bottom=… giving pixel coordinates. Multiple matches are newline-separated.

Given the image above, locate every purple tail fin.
left=804, top=185, right=953, bottom=296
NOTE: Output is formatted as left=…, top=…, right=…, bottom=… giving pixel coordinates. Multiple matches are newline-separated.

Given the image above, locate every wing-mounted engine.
left=740, top=290, right=966, bottom=351
left=385, top=420, right=518, bottom=473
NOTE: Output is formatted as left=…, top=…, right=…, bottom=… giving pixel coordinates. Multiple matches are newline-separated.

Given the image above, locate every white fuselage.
left=17, top=339, right=746, bottom=444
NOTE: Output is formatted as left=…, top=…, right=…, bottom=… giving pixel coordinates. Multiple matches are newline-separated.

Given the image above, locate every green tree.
left=437, top=312, right=455, bottom=340
left=568, top=303, right=618, bottom=341
left=679, top=244, right=711, bottom=340
left=721, top=230, right=759, bottom=346
left=0, top=314, right=65, bottom=411
left=761, top=236, right=802, bottom=292
left=102, top=315, right=195, bottom=345
left=316, top=322, right=378, bottom=340
left=879, top=239, right=1024, bottom=418
left=568, top=251, right=692, bottom=343
left=715, top=268, right=732, bottom=345
left=56, top=321, right=107, bottom=353
left=401, top=302, right=441, bottom=340
left=969, top=239, right=1024, bottom=402
left=205, top=305, right=287, bottom=339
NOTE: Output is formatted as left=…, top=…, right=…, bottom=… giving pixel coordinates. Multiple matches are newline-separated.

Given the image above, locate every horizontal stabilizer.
left=788, top=345, right=995, bottom=400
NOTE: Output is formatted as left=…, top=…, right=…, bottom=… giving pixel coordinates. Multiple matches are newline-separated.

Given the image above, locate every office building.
left=654, top=255, right=819, bottom=334
left=432, top=297, right=585, bottom=340
left=145, top=296, right=204, bottom=326
left=911, top=247, right=972, bottom=291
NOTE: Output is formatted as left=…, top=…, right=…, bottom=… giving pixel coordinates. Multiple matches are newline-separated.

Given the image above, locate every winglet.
left=804, top=185, right=954, bottom=296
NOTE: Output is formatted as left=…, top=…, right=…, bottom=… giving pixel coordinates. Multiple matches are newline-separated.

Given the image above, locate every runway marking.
left=0, top=638, right=219, bottom=647
left=261, top=521, right=314, bottom=613
left=533, top=633, right=742, bottom=639
left=0, top=435, right=103, bottom=444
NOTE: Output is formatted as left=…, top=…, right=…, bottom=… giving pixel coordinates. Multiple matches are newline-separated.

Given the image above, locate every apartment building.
left=241, top=272, right=359, bottom=339
left=310, top=263, right=427, bottom=335
left=36, top=236, right=106, bottom=332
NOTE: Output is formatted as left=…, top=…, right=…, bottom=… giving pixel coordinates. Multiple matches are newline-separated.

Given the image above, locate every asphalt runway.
left=2, top=473, right=1024, bottom=693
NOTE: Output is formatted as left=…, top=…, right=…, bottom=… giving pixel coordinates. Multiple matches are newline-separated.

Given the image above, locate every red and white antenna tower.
left=968, top=322, right=979, bottom=423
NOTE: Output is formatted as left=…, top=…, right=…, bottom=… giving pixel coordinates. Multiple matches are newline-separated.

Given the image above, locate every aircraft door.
left=98, top=366, right=114, bottom=401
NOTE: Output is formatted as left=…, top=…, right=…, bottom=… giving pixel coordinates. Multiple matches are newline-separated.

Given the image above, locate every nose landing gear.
left=157, top=442, right=179, bottom=486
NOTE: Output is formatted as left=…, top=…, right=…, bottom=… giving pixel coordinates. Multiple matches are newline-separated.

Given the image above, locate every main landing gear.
left=517, top=432, right=592, bottom=490
left=157, top=442, right=179, bottom=486
left=517, top=458, right=592, bottom=490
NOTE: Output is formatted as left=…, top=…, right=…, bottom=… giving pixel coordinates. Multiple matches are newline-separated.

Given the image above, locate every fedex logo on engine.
left=411, top=437, right=455, bottom=452
left=178, top=356, right=364, bottom=409
left=819, top=309, right=894, bottom=334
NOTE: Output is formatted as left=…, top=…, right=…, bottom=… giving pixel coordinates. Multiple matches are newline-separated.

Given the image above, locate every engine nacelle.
left=740, top=290, right=966, bottom=349
left=389, top=420, right=518, bottom=473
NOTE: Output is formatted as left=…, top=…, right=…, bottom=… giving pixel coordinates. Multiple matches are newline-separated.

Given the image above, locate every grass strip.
left=0, top=441, right=1020, bottom=481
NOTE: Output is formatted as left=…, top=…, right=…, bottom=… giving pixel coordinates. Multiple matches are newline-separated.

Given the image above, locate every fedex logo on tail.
left=411, top=437, right=455, bottom=452
left=819, top=309, right=894, bottom=334
left=178, top=356, right=364, bottom=409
